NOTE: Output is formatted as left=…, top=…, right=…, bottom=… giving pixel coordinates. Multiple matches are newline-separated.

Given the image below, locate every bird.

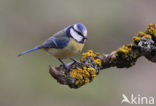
left=18, top=23, right=88, bottom=70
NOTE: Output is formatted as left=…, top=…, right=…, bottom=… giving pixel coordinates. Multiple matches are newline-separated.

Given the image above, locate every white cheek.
left=70, top=29, right=83, bottom=42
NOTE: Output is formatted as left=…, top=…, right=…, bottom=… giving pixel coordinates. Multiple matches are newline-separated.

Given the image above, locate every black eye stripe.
left=72, top=27, right=83, bottom=36
left=77, top=31, right=82, bottom=36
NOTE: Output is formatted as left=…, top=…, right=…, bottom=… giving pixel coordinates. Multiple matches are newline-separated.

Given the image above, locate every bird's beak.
left=84, top=36, right=88, bottom=39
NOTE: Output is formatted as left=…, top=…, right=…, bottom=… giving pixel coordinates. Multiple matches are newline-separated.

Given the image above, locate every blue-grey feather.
left=40, top=37, right=69, bottom=49
left=18, top=46, right=40, bottom=56
left=66, top=25, right=73, bottom=37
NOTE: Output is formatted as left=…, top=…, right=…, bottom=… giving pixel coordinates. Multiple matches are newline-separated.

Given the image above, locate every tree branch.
left=49, top=24, right=156, bottom=89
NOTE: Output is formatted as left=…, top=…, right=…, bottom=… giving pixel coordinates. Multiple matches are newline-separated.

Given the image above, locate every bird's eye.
left=72, top=27, right=84, bottom=37
left=77, top=31, right=83, bottom=36
left=74, top=29, right=83, bottom=36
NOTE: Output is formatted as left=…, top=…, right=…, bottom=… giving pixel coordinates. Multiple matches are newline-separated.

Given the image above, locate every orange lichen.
left=113, top=44, right=132, bottom=56
left=93, top=58, right=102, bottom=66
left=68, top=50, right=103, bottom=88
left=133, top=36, right=141, bottom=43
left=81, top=50, right=102, bottom=66
left=112, top=44, right=138, bottom=67
left=146, top=24, right=156, bottom=36
left=137, top=32, right=152, bottom=39
left=69, top=66, right=96, bottom=87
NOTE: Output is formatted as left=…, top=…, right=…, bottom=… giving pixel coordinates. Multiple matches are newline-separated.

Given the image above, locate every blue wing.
left=40, top=37, right=70, bottom=49
left=18, top=36, right=70, bottom=56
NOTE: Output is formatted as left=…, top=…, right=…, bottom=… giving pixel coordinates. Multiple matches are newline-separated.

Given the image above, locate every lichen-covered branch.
left=49, top=24, right=156, bottom=89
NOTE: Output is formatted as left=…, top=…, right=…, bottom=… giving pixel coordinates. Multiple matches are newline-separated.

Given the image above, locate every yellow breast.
left=43, top=38, right=84, bottom=59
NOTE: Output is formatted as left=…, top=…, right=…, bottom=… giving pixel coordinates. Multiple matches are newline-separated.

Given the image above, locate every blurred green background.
left=0, top=0, right=156, bottom=106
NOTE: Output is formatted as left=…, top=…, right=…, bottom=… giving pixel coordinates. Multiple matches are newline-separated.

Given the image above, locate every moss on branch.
left=49, top=24, right=156, bottom=89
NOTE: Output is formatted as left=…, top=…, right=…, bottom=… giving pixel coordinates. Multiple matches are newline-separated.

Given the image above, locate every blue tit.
left=18, top=23, right=88, bottom=69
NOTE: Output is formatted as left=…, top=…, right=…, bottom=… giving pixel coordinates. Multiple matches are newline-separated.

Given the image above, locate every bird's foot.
left=63, top=64, right=72, bottom=71
left=58, top=58, right=72, bottom=71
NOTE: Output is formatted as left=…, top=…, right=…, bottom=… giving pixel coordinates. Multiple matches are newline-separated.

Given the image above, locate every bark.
left=49, top=24, right=156, bottom=89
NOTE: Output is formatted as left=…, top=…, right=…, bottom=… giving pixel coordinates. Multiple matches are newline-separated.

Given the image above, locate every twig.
left=49, top=24, right=156, bottom=89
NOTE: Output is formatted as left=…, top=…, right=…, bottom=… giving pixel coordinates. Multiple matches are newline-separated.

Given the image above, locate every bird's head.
left=66, top=23, right=88, bottom=43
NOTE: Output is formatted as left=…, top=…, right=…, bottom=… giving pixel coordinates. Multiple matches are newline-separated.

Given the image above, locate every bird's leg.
left=70, top=58, right=84, bottom=68
left=70, top=58, right=79, bottom=63
left=58, top=58, right=71, bottom=71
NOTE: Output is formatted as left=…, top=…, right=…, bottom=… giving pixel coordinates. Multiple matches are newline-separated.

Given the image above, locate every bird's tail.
left=18, top=46, right=41, bottom=56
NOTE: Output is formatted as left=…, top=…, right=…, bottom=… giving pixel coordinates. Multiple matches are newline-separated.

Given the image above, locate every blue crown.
left=76, top=23, right=86, bottom=32
left=66, top=23, right=87, bottom=37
